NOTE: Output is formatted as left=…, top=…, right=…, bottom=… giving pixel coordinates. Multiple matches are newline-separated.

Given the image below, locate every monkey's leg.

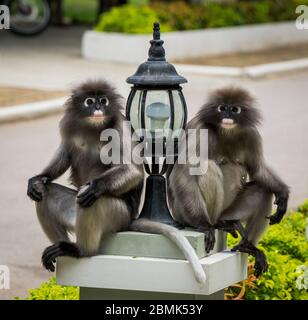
left=219, top=182, right=272, bottom=276
left=36, top=183, right=77, bottom=243
left=42, top=196, right=131, bottom=271
left=169, top=160, right=224, bottom=253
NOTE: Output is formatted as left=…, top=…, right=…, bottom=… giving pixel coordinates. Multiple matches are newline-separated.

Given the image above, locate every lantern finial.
left=148, top=22, right=165, bottom=62
left=126, top=21, right=187, bottom=86
left=153, top=22, right=160, bottom=40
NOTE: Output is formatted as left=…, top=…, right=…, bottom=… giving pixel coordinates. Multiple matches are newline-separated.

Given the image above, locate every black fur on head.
left=61, top=79, right=124, bottom=135
left=197, top=86, right=262, bottom=131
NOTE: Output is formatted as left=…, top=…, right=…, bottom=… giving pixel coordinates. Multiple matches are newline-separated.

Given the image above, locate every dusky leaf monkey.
left=27, top=80, right=206, bottom=284
left=168, top=86, right=290, bottom=276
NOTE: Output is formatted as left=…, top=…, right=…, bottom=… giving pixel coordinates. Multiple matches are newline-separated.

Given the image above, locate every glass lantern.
left=126, top=22, right=187, bottom=226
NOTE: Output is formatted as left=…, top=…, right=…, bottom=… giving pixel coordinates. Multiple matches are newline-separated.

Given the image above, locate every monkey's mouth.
left=221, top=118, right=237, bottom=130
left=91, top=115, right=105, bottom=120
left=89, top=110, right=106, bottom=122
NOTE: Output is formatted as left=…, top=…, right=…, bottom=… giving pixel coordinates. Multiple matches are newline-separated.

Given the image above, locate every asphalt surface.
left=0, top=27, right=308, bottom=299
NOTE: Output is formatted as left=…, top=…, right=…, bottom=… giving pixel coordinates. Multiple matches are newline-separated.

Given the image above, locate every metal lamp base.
left=138, top=175, right=182, bottom=228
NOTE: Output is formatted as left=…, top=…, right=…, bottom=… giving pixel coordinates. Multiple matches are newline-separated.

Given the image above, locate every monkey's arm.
left=246, top=137, right=289, bottom=224
left=27, top=144, right=71, bottom=201
left=76, top=164, right=144, bottom=207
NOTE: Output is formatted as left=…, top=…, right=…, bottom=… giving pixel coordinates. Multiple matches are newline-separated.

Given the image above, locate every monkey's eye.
left=217, top=105, right=227, bottom=113
left=84, top=97, right=95, bottom=107
left=99, top=97, right=109, bottom=106
left=231, top=106, right=241, bottom=114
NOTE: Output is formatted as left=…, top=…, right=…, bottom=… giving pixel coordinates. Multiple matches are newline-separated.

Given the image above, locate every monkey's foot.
left=231, top=240, right=268, bottom=277
left=198, top=226, right=215, bottom=253
left=42, top=242, right=80, bottom=272
left=266, top=212, right=284, bottom=225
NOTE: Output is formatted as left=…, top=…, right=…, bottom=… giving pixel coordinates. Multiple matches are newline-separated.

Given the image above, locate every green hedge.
left=19, top=199, right=308, bottom=300
left=16, top=277, right=79, bottom=300
left=95, top=0, right=308, bottom=34
left=226, top=199, right=308, bottom=300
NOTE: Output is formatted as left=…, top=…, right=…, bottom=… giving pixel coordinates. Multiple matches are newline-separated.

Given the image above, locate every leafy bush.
left=95, top=5, right=171, bottom=34
left=226, top=199, right=308, bottom=300
left=95, top=0, right=306, bottom=33
left=63, top=0, right=98, bottom=24
left=16, top=277, right=79, bottom=300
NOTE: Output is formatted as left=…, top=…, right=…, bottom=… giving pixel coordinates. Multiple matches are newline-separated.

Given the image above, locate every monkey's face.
left=69, top=81, right=123, bottom=128
left=217, top=104, right=241, bottom=130
left=200, top=87, right=261, bottom=131
left=81, top=95, right=110, bottom=125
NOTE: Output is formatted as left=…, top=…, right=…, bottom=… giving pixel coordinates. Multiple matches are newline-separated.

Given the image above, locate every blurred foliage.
left=63, top=0, right=98, bottom=24
left=17, top=199, right=308, bottom=300
left=94, top=0, right=308, bottom=33
left=95, top=4, right=171, bottom=33
left=16, top=277, right=79, bottom=300
left=128, top=0, right=149, bottom=5
left=226, top=199, right=308, bottom=300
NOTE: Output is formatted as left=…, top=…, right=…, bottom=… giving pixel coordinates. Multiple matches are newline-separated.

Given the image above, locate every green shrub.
left=95, top=0, right=303, bottom=33
left=237, top=1, right=271, bottom=25
left=16, top=277, right=79, bottom=300
left=63, top=0, right=97, bottom=24
left=95, top=4, right=171, bottom=34
left=227, top=202, right=308, bottom=300
left=152, top=2, right=205, bottom=31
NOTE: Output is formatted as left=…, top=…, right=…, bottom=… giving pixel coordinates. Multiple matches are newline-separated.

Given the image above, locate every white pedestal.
left=56, top=230, right=247, bottom=300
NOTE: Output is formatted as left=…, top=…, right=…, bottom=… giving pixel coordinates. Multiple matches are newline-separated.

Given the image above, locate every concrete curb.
left=0, top=97, right=67, bottom=124
left=82, top=22, right=308, bottom=64
left=176, top=58, right=308, bottom=78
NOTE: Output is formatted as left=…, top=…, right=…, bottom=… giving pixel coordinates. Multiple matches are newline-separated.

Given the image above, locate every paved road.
left=0, top=27, right=308, bottom=299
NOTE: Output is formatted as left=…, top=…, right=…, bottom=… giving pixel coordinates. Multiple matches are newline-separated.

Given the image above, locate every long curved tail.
left=130, top=218, right=206, bottom=285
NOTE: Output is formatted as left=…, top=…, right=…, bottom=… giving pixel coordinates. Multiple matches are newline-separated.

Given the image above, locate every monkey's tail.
left=130, top=218, right=206, bottom=285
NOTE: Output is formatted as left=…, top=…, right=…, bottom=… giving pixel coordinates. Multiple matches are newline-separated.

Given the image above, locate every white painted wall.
left=82, top=22, right=308, bottom=64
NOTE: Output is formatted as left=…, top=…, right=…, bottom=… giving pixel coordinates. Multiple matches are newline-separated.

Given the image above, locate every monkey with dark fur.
left=168, top=86, right=289, bottom=276
left=27, top=80, right=145, bottom=272
left=27, top=80, right=206, bottom=284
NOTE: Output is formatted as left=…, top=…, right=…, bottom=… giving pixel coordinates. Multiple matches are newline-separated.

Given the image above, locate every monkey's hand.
left=267, top=193, right=289, bottom=225
left=77, top=181, right=102, bottom=208
left=27, top=175, right=51, bottom=202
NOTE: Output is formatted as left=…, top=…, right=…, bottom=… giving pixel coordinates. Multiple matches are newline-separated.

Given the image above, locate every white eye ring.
left=99, top=96, right=109, bottom=106
left=231, top=106, right=241, bottom=114
left=84, top=97, right=95, bottom=107
left=217, top=105, right=226, bottom=113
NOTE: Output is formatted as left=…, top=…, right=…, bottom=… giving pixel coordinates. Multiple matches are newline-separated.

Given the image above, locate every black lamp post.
left=126, top=22, right=188, bottom=227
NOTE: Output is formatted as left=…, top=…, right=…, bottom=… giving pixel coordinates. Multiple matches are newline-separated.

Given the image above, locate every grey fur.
left=168, top=86, right=289, bottom=246
left=28, top=80, right=206, bottom=284
left=28, top=80, right=144, bottom=260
